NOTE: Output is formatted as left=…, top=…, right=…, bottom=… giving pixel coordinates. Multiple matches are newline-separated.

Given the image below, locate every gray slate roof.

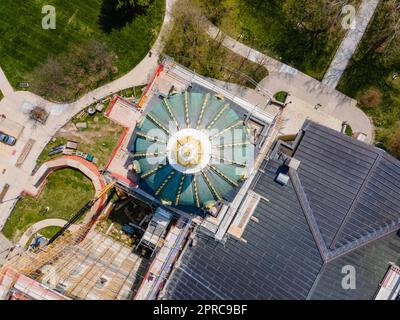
left=310, top=232, right=400, bottom=300
left=294, top=121, right=400, bottom=252
left=162, top=121, right=400, bottom=300
left=163, top=160, right=324, bottom=300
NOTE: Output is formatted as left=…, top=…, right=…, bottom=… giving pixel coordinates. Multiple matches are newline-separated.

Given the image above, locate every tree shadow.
left=99, top=0, right=149, bottom=33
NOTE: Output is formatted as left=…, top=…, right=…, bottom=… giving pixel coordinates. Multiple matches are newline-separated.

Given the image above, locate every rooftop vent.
left=276, top=173, right=290, bottom=186
left=354, top=132, right=367, bottom=142
left=287, top=158, right=301, bottom=171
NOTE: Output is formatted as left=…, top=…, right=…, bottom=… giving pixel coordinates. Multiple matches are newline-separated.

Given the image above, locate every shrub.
left=345, top=124, right=353, bottom=137
left=274, top=91, right=288, bottom=103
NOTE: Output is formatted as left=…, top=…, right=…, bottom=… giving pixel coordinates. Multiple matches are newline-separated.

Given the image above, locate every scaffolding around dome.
left=132, top=91, right=252, bottom=211
left=104, top=58, right=277, bottom=218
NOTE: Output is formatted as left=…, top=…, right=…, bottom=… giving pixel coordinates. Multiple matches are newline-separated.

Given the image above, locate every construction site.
left=0, top=57, right=283, bottom=300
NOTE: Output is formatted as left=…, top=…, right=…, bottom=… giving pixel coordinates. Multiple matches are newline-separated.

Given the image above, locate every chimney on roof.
left=287, top=157, right=301, bottom=171
left=276, top=173, right=290, bottom=186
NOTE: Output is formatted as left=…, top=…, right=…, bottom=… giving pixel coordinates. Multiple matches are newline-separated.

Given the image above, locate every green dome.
left=132, top=91, right=252, bottom=211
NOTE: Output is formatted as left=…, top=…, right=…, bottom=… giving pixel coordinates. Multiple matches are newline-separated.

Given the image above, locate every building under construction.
left=0, top=57, right=282, bottom=300
left=2, top=57, right=395, bottom=301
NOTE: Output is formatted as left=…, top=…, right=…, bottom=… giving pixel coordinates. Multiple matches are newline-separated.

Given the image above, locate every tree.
left=29, top=106, right=49, bottom=124
left=163, top=0, right=268, bottom=88
left=282, top=0, right=347, bottom=34
left=388, top=128, right=400, bottom=159
left=164, top=0, right=227, bottom=78
left=116, top=0, right=150, bottom=9
left=198, top=0, right=235, bottom=25
left=369, top=0, right=400, bottom=65
left=29, top=40, right=115, bottom=102
left=99, top=0, right=152, bottom=32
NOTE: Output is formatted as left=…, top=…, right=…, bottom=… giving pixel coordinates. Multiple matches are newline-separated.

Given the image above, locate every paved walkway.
left=322, top=0, right=380, bottom=88
left=205, top=20, right=374, bottom=143
left=0, top=233, right=12, bottom=266
left=0, top=67, right=14, bottom=97
left=5, top=155, right=105, bottom=249
left=17, top=218, right=80, bottom=248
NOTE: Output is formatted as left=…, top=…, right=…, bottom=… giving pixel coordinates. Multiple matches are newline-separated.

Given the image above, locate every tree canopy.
left=282, top=0, right=347, bottom=33
left=29, top=40, right=115, bottom=102
left=116, top=0, right=151, bottom=10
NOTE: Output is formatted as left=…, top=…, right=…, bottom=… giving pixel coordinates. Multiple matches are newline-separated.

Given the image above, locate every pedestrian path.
left=0, top=67, right=14, bottom=97
left=322, top=0, right=380, bottom=88
left=18, top=218, right=80, bottom=248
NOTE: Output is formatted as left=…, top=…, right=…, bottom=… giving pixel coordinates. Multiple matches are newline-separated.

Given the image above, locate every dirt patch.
left=360, top=88, right=383, bottom=108
left=38, top=113, right=124, bottom=169
left=57, top=121, right=117, bottom=145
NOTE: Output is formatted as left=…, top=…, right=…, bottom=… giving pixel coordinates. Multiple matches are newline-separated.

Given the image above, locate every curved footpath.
left=17, top=219, right=79, bottom=248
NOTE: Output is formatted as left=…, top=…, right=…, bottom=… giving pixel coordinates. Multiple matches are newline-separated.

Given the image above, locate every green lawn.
left=0, top=0, right=164, bottom=88
left=37, top=105, right=125, bottom=169
left=36, top=226, right=62, bottom=239
left=338, top=1, right=400, bottom=158
left=2, top=169, right=94, bottom=242
left=24, top=226, right=62, bottom=249
left=198, top=0, right=359, bottom=80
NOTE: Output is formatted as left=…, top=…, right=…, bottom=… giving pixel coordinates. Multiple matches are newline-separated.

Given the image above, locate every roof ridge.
left=326, top=222, right=400, bottom=262
left=306, top=262, right=327, bottom=300
left=329, top=152, right=383, bottom=249
left=288, top=168, right=329, bottom=261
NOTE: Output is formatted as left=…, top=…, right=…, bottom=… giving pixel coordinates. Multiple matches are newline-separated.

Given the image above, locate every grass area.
left=116, top=85, right=146, bottom=99
left=36, top=226, right=62, bottom=239
left=0, top=0, right=164, bottom=92
left=24, top=226, right=62, bottom=249
left=2, top=169, right=94, bottom=242
left=0, top=91, right=3, bottom=100
left=338, top=1, right=400, bottom=158
left=274, top=91, right=288, bottom=103
left=163, top=0, right=268, bottom=88
left=37, top=106, right=124, bottom=169
left=198, top=0, right=359, bottom=80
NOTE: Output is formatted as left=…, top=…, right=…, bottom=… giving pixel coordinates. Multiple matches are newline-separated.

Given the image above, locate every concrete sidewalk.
left=0, top=67, right=14, bottom=97
left=322, top=0, right=380, bottom=88
left=0, top=233, right=13, bottom=267
left=17, top=218, right=80, bottom=248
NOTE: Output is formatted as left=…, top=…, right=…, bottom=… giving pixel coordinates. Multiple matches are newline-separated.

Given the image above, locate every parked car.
left=0, top=132, right=16, bottom=146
